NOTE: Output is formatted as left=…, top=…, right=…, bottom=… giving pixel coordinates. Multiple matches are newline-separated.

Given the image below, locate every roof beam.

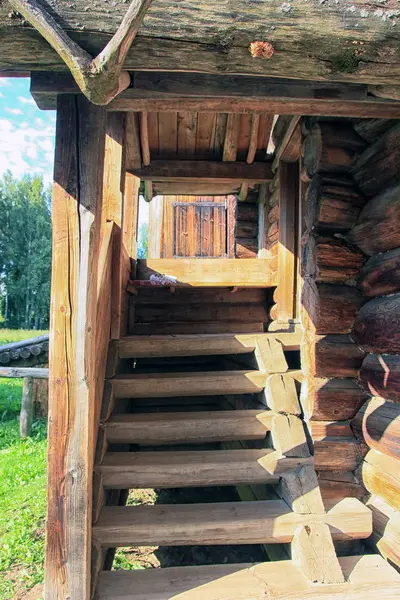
left=31, top=72, right=400, bottom=117
left=128, top=160, right=273, bottom=183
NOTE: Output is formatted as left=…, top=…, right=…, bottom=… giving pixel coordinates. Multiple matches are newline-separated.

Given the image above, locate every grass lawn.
left=0, top=330, right=48, bottom=599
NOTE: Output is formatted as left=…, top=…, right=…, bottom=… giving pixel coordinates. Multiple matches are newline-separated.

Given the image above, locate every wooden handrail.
left=0, top=367, right=49, bottom=379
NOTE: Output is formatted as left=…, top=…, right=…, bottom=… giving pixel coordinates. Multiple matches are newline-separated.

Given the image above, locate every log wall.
left=347, top=118, right=400, bottom=571
left=299, top=118, right=369, bottom=509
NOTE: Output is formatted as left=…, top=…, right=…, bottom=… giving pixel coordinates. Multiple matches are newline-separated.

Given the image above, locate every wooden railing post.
left=45, top=94, right=106, bottom=600
left=20, top=376, right=34, bottom=438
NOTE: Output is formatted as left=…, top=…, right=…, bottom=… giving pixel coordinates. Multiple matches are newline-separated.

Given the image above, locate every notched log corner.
left=7, top=0, right=153, bottom=104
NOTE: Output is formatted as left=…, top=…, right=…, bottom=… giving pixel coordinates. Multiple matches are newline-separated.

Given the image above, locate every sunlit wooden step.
left=92, top=498, right=371, bottom=548
left=96, top=449, right=313, bottom=489
left=105, top=409, right=272, bottom=445
left=96, top=555, right=400, bottom=600
left=111, top=370, right=268, bottom=399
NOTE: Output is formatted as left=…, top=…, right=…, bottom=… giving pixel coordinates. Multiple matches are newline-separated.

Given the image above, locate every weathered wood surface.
left=352, top=397, right=400, bottom=460
left=352, top=122, right=400, bottom=197
left=277, top=464, right=324, bottom=514
left=358, top=248, right=400, bottom=297
left=20, top=377, right=34, bottom=438
left=305, top=176, right=365, bottom=233
left=348, top=186, right=400, bottom=255
left=300, top=377, right=367, bottom=421
left=318, top=472, right=367, bottom=505
left=303, top=123, right=365, bottom=178
left=0, top=334, right=49, bottom=366
left=291, top=523, right=345, bottom=584
left=45, top=96, right=106, bottom=600
left=313, top=439, right=365, bottom=472
left=6, top=1, right=400, bottom=88
left=353, top=118, right=397, bottom=143
left=359, top=354, right=400, bottom=402
left=366, top=496, right=400, bottom=572
left=0, top=366, right=49, bottom=378
left=353, top=294, right=400, bottom=354
left=303, top=235, right=365, bottom=284
left=301, top=334, right=365, bottom=378
left=129, top=160, right=273, bottom=182
left=360, top=449, right=400, bottom=511
left=301, top=280, right=363, bottom=335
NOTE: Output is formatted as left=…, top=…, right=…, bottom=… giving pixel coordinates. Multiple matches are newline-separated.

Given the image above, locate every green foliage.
left=137, top=223, right=148, bottom=259
left=330, top=49, right=359, bottom=74
left=0, top=329, right=48, bottom=346
left=0, top=376, right=47, bottom=597
left=0, top=172, right=52, bottom=330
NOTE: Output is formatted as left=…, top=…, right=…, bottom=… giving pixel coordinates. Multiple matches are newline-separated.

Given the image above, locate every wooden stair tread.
left=105, top=409, right=272, bottom=444
left=96, top=555, right=400, bottom=599
left=92, top=498, right=372, bottom=548
left=111, top=370, right=268, bottom=398
left=116, top=332, right=301, bottom=358
left=97, top=449, right=313, bottom=489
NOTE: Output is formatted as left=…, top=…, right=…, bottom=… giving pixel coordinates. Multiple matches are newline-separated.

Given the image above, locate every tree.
left=137, top=223, right=148, bottom=259
left=0, top=172, right=52, bottom=329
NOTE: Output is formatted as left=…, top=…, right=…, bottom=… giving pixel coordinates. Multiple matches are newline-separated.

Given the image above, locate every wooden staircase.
left=92, top=332, right=400, bottom=599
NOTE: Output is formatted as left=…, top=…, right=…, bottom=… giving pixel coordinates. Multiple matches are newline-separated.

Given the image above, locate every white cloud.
left=0, top=79, right=11, bottom=87
left=5, top=107, right=23, bottom=115
left=0, top=92, right=4, bottom=98
left=18, top=96, right=35, bottom=105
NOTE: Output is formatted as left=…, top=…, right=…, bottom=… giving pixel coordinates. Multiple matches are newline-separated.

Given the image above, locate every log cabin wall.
left=299, top=118, right=370, bottom=514
left=346, top=118, right=400, bottom=570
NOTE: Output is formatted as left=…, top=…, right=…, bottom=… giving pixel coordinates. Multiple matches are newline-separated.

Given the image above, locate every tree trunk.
left=353, top=293, right=400, bottom=354
left=359, top=353, right=400, bottom=401
left=358, top=247, right=400, bottom=297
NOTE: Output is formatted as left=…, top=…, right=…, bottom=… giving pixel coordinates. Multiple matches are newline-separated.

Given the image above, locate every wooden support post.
left=20, top=376, right=34, bottom=438
left=277, top=161, right=299, bottom=323
left=45, top=95, right=106, bottom=600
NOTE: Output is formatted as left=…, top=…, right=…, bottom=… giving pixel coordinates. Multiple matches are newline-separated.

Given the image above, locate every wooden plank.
left=158, top=112, right=178, bottom=155
left=105, top=409, right=271, bottom=445
left=92, top=497, right=372, bottom=547
left=45, top=95, right=106, bottom=600
left=130, top=321, right=265, bottom=335
left=223, top=114, right=239, bottom=162
left=110, top=370, right=268, bottom=398
left=277, top=162, right=299, bottom=322
left=130, top=160, right=273, bottom=182
left=97, top=449, right=285, bottom=489
left=177, top=112, right=198, bottom=157
left=96, top=555, right=400, bottom=600
left=135, top=303, right=268, bottom=323
left=136, top=258, right=276, bottom=287
left=0, top=367, right=49, bottom=378
left=153, top=182, right=240, bottom=195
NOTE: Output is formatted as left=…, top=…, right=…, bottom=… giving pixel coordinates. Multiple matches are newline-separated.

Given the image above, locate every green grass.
left=0, top=329, right=48, bottom=598
left=0, top=329, right=48, bottom=346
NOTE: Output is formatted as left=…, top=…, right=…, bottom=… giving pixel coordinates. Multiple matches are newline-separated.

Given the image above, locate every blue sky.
left=0, top=77, right=56, bottom=186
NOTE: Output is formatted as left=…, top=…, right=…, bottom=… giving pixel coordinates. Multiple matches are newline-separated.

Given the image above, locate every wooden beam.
left=128, top=160, right=273, bottom=182
left=136, top=258, right=276, bottom=287
left=45, top=95, right=106, bottom=599
left=139, top=111, right=150, bottom=166
left=153, top=182, right=241, bottom=196
left=272, top=116, right=301, bottom=171
left=277, top=161, right=299, bottom=323
left=0, top=367, right=49, bottom=378
left=30, top=72, right=400, bottom=116
left=223, top=114, right=239, bottom=162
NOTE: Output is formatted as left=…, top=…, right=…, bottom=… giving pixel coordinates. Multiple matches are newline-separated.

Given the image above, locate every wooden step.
left=97, top=555, right=400, bottom=600
left=116, top=332, right=301, bottom=358
left=92, top=498, right=372, bottom=548
left=111, top=371, right=268, bottom=399
left=105, top=410, right=272, bottom=445
left=97, top=450, right=313, bottom=489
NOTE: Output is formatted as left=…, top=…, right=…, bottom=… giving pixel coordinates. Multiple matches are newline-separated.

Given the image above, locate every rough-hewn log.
left=358, top=354, right=400, bottom=402
left=314, top=439, right=365, bottom=471
left=305, top=176, right=365, bottom=232
left=352, top=119, right=397, bottom=143
left=360, top=449, right=400, bottom=511
left=303, top=235, right=365, bottom=283
left=0, top=366, right=49, bottom=378
left=301, top=280, right=363, bottom=335
left=352, top=396, right=400, bottom=460
left=366, top=496, right=400, bottom=572
left=237, top=202, right=258, bottom=223
left=45, top=95, right=106, bottom=600
left=5, top=2, right=400, bottom=88
left=353, top=294, right=400, bottom=354
left=348, top=185, right=400, bottom=255
left=303, top=123, right=365, bottom=178
left=301, top=334, right=365, bottom=378
left=300, top=377, right=368, bottom=421
left=318, top=472, right=367, bottom=505
left=129, top=160, right=273, bottom=182
left=358, top=248, right=400, bottom=298
left=352, top=122, right=400, bottom=197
